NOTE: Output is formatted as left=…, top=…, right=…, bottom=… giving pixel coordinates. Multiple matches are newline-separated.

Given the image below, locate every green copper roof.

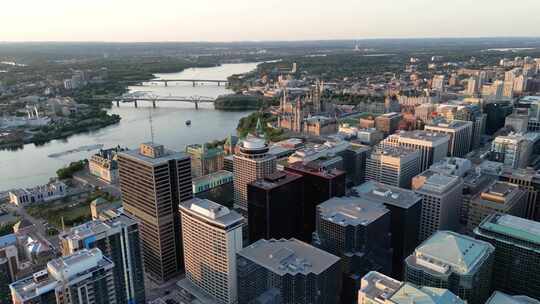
left=480, top=214, right=540, bottom=245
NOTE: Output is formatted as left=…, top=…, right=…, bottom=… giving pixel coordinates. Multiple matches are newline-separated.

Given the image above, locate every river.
left=0, top=62, right=259, bottom=191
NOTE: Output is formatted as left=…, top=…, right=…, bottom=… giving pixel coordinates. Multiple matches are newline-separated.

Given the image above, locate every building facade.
left=365, top=146, right=420, bottom=189
left=185, top=144, right=225, bottom=178
left=383, top=131, right=449, bottom=171
left=424, top=120, right=473, bottom=157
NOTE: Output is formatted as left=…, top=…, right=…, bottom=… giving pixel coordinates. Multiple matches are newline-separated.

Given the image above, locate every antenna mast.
left=148, top=94, right=156, bottom=143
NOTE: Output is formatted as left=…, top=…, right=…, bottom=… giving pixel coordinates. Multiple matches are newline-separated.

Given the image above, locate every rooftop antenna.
left=148, top=94, right=156, bottom=143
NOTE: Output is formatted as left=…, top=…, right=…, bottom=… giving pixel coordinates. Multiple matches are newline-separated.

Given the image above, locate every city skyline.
left=2, top=0, right=540, bottom=42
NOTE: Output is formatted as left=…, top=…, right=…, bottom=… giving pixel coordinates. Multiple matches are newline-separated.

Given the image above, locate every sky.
left=1, top=0, right=540, bottom=42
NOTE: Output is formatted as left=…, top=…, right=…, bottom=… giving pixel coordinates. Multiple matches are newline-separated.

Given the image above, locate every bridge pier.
left=192, top=81, right=196, bottom=87
left=134, top=101, right=138, bottom=108
left=217, top=81, right=221, bottom=86
left=116, top=100, right=120, bottom=107
left=164, top=81, right=168, bottom=87
left=195, top=101, right=199, bottom=110
left=152, top=100, right=156, bottom=108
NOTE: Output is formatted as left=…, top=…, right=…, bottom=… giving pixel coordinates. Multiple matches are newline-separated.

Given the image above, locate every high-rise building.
left=247, top=171, right=304, bottom=243
left=237, top=238, right=341, bottom=304
left=383, top=131, right=449, bottom=171
left=404, top=231, right=494, bottom=304
left=358, top=271, right=465, bottom=304
left=343, top=143, right=371, bottom=186
left=466, top=181, right=526, bottom=234
left=353, top=181, right=422, bottom=279
left=412, top=170, right=463, bottom=241
left=461, top=170, right=495, bottom=226
left=490, top=133, right=531, bottom=169
left=186, top=144, right=225, bottom=178
left=474, top=214, right=540, bottom=300
left=375, top=112, right=402, bottom=136
left=467, top=76, right=479, bottom=96
left=10, top=248, right=116, bottom=304
left=179, top=198, right=243, bottom=304
left=424, top=120, right=473, bottom=157
left=483, top=101, right=513, bottom=135
left=313, top=197, right=392, bottom=303
left=285, top=163, right=346, bottom=241
left=455, top=103, right=486, bottom=149
left=432, top=75, right=446, bottom=92
left=500, top=167, right=540, bottom=221
left=118, top=143, right=192, bottom=282
left=233, top=136, right=276, bottom=215
left=415, top=103, right=438, bottom=124
left=0, top=234, right=18, bottom=302
left=58, top=215, right=145, bottom=304
left=365, top=146, right=420, bottom=189
left=485, top=291, right=540, bottom=304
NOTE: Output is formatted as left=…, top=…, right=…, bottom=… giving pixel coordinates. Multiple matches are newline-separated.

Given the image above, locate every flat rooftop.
left=391, top=283, right=465, bottom=304
left=60, top=214, right=137, bottom=242
left=180, top=198, right=243, bottom=228
left=426, top=120, right=472, bottom=130
left=192, top=170, right=233, bottom=184
left=414, top=170, right=462, bottom=194
left=286, top=162, right=345, bottom=179
left=353, top=181, right=421, bottom=209
left=238, top=238, right=340, bottom=276
left=486, top=291, right=540, bottom=304
left=249, top=171, right=302, bottom=190
left=413, top=231, right=494, bottom=275
left=359, top=271, right=401, bottom=302
left=370, top=146, right=419, bottom=159
left=119, top=145, right=189, bottom=166
left=318, top=197, right=389, bottom=227
left=393, top=130, right=450, bottom=144
left=478, top=214, right=540, bottom=245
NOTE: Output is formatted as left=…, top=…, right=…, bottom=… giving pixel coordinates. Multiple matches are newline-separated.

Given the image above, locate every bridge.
left=122, top=78, right=228, bottom=87
left=114, top=92, right=216, bottom=109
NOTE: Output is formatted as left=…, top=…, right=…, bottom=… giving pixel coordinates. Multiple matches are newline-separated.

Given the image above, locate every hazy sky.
left=2, top=0, right=540, bottom=42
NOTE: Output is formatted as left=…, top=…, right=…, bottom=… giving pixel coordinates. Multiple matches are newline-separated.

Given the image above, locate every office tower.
left=358, top=271, right=465, bottom=304
left=429, top=157, right=471, bottom=177
left=424, top=120, right=473, bottom=157
left=285, top=163, right=346, bottom=241
left=223, top=155, right=233, bottom=172
left=233, top=136, right=277, bottom=214
left=10, top=248, right=116, bottom=304
left=0, top=234, right=18, bottom=302
left=247, top=172, right=304, bottom=243
left=186, top=143, right=224, bottom=178
left=490, top=133, right=531, bottom=169
left=455, top=104, right=486, bottom=149
left=343, top=143, right=371, bottom=186
left=59, top=215, right=145, bottom=304
left=485, top=291, right=540, bottom=304
left=375, top=112, right=402, bottom=136
left=179, top=198, right=243, bottom=304
left=404, top=231, right=494, bottom=304
left=500, top=167, right=540, bottom=220
left=483, top=101, right=513, bottom=135
left=118, top=143, right=192, bottom=282
left=313, top=197, right=392, bottom=304
left=466, top=181, right=526, bottom=234
left=432, top=75, right=445, bottom=92
left=355, top=128, right=384, bottom=146
left=467, top=76, right=479, bottom=96
left=237, top=238, right=341, bottom=304
left=383, top=130, right=449, bottom=171
left=353, top=181, right=422, bottom=279
left=474, top=214, right=540, bottom=299
left=461, top=170, right=495, bottom=226
left=505, top=113, right=530, bottom=133
left=412, top=170, right=463, bottom=241
left=365, top=146, right=420, bottom=189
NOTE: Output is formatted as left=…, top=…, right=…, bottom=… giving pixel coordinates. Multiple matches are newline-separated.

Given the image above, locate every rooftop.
left=318, top=197, right=389, bottom=227
left=180, top=198, right=243, bottom=229
left=47, top=248, right=105, bottom=280
left=413, top=231, right=494, bottom=275
left=479, top=181, right=522, bottom=204
left=192, top=170, right=233, bottom=185
left=392, top=130, right=450, bottom=145
left=286, top=162, right=345, bottom=179
left=352, top=181, right=422, bottom=209
left=477, top=214, right=540, bottom=246
left=370, top=146, right=419, bottom=160
left=249, top=171, right=303, bottom=190
left=413, top=170, right=462, bottom=194
left=486, top=291, right=540, bottom=304
left=359, top=271, right=401, bottom=302
left=237, top=238, right=340, bottom=276
left=426, top=120, right=472, bottom=130
left=391, top=283, right=465, bottom=304
left=119, top=143, right=189, bottom=166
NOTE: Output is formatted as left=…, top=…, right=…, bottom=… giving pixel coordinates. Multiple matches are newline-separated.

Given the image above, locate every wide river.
left=0, top=62, right=259, bottom=191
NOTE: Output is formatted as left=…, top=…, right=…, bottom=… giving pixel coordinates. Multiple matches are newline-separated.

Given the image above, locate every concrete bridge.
left=122, top=79, right=228, bottom=87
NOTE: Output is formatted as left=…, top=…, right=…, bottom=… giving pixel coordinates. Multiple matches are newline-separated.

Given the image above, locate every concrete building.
left=353, top=181, right=422, bottom=279
left=179, top=198, right=243, bottom=304
left=455, top=104, right=486, bottom=149
left=404, top=231, right=494, bottom=304
left=500, top=167, right=540, bottom=221
left=9, top=181, right=66, bottom=206
left=285, top=163, right=346, bottom=241
left=429, top=157, right=471, bottom=178
left=288, top=139, right=350, bottom=164
left=192, top=170, right=233, bottom=195
left=248, top=172, right=304, bottom=243
left=474, top=214, right=540, bottom=300
left=89, top=147, right=124, bottom=184
left=10, top=248, right=116, bottom=304
left=58, top=215, right=145, bottom=304
left=505, top=113, right=530, bottom=133
left=314, top=197, right=392, bottom=303
left=461, top=170, right=495, bottom=226
left=358, top=271, right=465, bottom=304
left=490, top=133, right=531, bottom=169
left=375, top=112, right=402, bottom=136
left=485, top=291, right=540, bottom=304
left=355, top=128, right=384, bottom=146
left=0, top=234, right=19, bottom=301
left=118, top=143, right=192, bottom=282
left=466, top=181, right=526, bottom=234
left=432, top=75, right=446, bottom=92
left=424, top=120, right=473, bottom=157
left=412, top=170, right=463, bottom=241
left=237, top=238, right=341, bottom=304
left=383, top=130, right=449, bottom=171
left=186, top=144, right=224, bottom=178
left=415, top=103, right=438, bottom=124
left=365, top=146, right=420, bottom=189
left=342, top=143, right=371, bottom=186
left=233, top=136, right=277, bottom=215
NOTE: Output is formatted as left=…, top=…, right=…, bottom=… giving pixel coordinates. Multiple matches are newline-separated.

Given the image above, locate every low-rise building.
left=89, top=147, right=124, bottom=184
left=9, top=181, right=67, bottom=206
